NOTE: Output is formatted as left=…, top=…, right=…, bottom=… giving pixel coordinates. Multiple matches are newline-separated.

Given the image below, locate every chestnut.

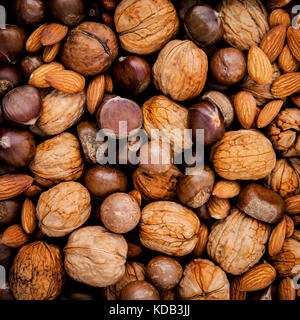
left=188, top=101, right=225, bottom=146
left=0, top=65, right=22, bottom=97
left=0, top=200, right=20, bottom=229
left=112, top=56, right=151, bottom=96
left=184, top=5, right=223, bottom=47
left=96, top=96, right=143, bottom=139
left=0, top=127, right=36, bottom=167
left=2, top=85, right=42, bottom=126
left=12, top=0, right=45, bottom=27
left=84, top=165, right=128, bottom=200
left=177, top=0, right=205, bottom=20
left=20, top=55, right=43, bottom=77
left=48, top=0, right=86, bottom=26
left=0, top=25, right=26, bottom=64
left=0, top=234, right=14, bottom=268
left=146, top=256, right=183, bottom=290
left=210, top=48, right=246, bottom=85
left=120, top=280, right=160, bottom=300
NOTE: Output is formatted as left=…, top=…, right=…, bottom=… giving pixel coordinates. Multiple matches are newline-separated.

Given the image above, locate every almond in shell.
left=25, top=23, right=48, bottom=53
left=269, top=9, right=291, bottom=28
left=234, top=91, right=257, bottom=129
left=29, top=62, right=65, bottom=88
left=287, top=27, right=300, bottom=62
left=87, top=74, right=105, bottom=114
left=284, top=215, right=294, bottom=238
left=257, top=100, right=283, bottom=128
left=285, top=195, right=300, bottom=214
left=0, top=174, right=33, bottom=200
left=271, top=72, right=300, bottom=98
left=278, top=45, right=300, bottom=73
left=2, top=224, right=30, bottom=248
left=212, top=180, right=241, bottom=198
left=40, top=23, right=68, bottom=46
left=268, top=217, right=287, bottom=256
left=43, top=42, right=61, bottom=63
left=21, top=198, right=36, bottom=234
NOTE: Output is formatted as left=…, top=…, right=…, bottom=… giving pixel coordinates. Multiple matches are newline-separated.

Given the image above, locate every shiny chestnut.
left=177, top=0, right=205, bottom=20
left=20, top=55, right=43, bottom=77
left=12, top=0, right=45, bottom=27
left=120, top=280, right=160, bottom=300
left=0, top=200, right=20, bottom=229
left=0, top=65, right=22, bottom=96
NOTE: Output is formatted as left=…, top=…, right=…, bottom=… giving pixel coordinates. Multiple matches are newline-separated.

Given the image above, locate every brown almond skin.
left=0, top=174, right=33, bottom=201
left=238, top=183, right=284, bottom=223
left=0, top=200, right=20, bottom=228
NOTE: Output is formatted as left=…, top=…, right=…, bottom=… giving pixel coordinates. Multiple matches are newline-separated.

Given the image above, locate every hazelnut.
left=120, top=280, right=160, bottom=300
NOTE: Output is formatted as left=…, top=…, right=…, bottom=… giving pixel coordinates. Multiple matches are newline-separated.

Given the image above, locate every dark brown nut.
left=0, top=65, right=22, bottom=97
left=133, top=165, right=182, bottom=201
left=100, top=193, right=141, bottom=234
left=268, top=108, right=300, bottom=157
left=207, top=209, right=271, bottom=275
left=120, top=280, right=160, bottom=300
left=153, top=40, right=208, bottom=101
left=210, top=48, right=246, bottom=85
left=2, top=85, right=42, bottom=126
left=139, top=201, right=200, bottom=256
left=9, top=241, right=65, bottom=300
left=178, top=258, right=230, bottom=300
left=146, top=256, right=183, bottom=290
left=238, top=183, right=284, bottom=223
left=188, top=101, right=225, bottom=146
left=114, top=0, right=179, bottom=55
left=184, top=5, right=223, bottom=47
left=96, top=96, right=143, bottom=139
left=176, top=166, right=215, bottom=208
left=0, top=234, right=14, bottom=268
left=29, top=132, right=84, bottom=187
left=64, top=226, right=127, bottom=287
left=20, top=55, right=43, bottom=77
left=112, top=56, right=151, bottom=96
left=84, top=165, right=127, bottom=200
left=61, top=22, right=118, bottom=76
left=127, top=242, right=143, bottom=259
left=177, top=0, right=206, bottom=20
left=0, top=127, right=36, bottom=168
left=12, top=0, right=45, bottom=27
left=48, top=0, right=86, bottom=26
left=0, top=200, right=20, bottom=229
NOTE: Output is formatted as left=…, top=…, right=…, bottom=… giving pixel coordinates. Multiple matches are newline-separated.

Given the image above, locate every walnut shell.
left=64, top=226, right=127, bottom=287
left=143, top=95, right=192, bottom=154
left=29, top=132, right=84, bottom=187
left=30, top=89, right=86, bottom=136
left=153, top=40, right=208, bottom=101
left=207, top=209, right=270, bottom=275
left=178, top=258, right=230, bottom=300
left=114, top=0, right=179, bottom=55
left=220, top=0, right=269, bottom=51
left=139, top=201, right=200, bottom=256
left=210, top=129, right=276, bottom=180
left=36, top=181, right=91, bottom=237
left=9, top=241, right=65, bottom=300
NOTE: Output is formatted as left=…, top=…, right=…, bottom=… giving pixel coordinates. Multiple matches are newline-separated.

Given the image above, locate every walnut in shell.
left=64, top=226, right=127, bottom=287
left=178, top=258, right=230, bottom=300
left=153, top=40, right=208, bottom=101
left=207, top=209, right=271, bottom=275
left=36, top=181, right=91, bottom=237
left=139, top=201, right=200, bottom=256
left=9, top=241, right=65, bottom=300
left=29, top=132, right=84, bottom=187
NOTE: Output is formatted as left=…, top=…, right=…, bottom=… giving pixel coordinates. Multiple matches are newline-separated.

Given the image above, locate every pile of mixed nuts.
left=1, top=0, right=300, bottom=301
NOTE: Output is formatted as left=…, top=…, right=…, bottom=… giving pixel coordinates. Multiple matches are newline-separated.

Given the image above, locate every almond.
left=257, top=100, right=283, bottom=128
left=278, top=277, right=296, bottom=300
left=285, top=195, right=300, bottom=214
left=287, top=27, right=300, bottom=62
left=87, top=74, right=105, bottom=114
left=271, top=72, right=300, bottom=98
left=29, top=62, right=65, bottom=88
left=260, top=25, right=286, bottom=63
left=212, top=180, right=241, bottom=199
left=43, top=42, right=61, bottom=63
left=105, top=73, right=113, bottom=93
left=267, top=0, right=292, bottom=9
left=24, top=184, right=43, bottom=197
left=40, top=23, right=68, bottom=46
left=268, top=217, right=287, bottom=256
left=284, top=215, right=294, bottom=238
left=21, top=198, right=36, bottom=234
left=291, top=94, right=300, bottom=108
left=248, top=46, right=273, bottom=85
left=234, top=91, right=257, bottom=129
left=25, top=23, right=48, bottom=53
left=269, top=9, right=291, bottom=28
left=193, top=222, right=208, bottom=257
left=0, top=174, right=33, bottom=200
left=230, top=277, right=246, bottom=301
left=2, top=224, right=30, bottom=248
left=278, top=45, right=300, bottom=73
left=45, top=70, right=85, bottom=94
left=207, top=196, right=230, bottom=220
left=240, top=263, right=277, bottom=292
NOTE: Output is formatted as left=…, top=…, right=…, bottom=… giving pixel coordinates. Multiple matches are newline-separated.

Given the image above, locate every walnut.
left=143, top=95, right=193, bottom=154
left=268, top=108, right=300, bottom=157
left=29, top=132, right=84, bottom=187
left=36, top=181, right=91, bottom=237
left=207, top=209, right=271, bottom=275
left=64, top=226, right=127, bottom=287
left=139, top=201, right=200, bottom=256
left=133, top=165, right=182, bottom=201
left=220, top=0, right=269, bottom=51
left=265, top=158, right=300, bottom=198
left=114, top=0, right=179, bottom=55
left=210, top=129, right=276, bottom=180
left=178, top=259, right=230, bottom=300
left=9, top=241, right=65, bottom=300
left=30, top=89, right=86, bottom=136
left=153, top=40, right=208, bottom=101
